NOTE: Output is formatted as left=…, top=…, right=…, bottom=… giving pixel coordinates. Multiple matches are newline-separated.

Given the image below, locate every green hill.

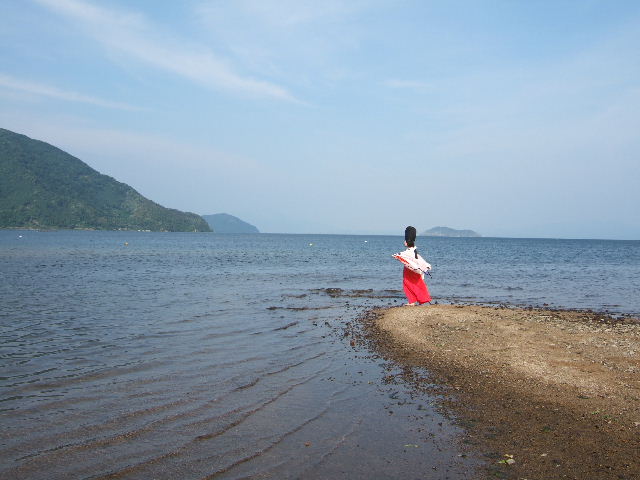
left=0, top=128, right=211, bottom=232
left=202, top=213, right=259, bottom=233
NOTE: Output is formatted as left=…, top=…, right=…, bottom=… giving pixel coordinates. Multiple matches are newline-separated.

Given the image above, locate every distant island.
left=421, top=226, right=481, bottom=237
left=202, top=213, right=259, bottom=233
left=0, top=128, right=211, bottom=232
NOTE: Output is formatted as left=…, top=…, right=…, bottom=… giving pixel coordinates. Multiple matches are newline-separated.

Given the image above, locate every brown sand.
left=363, top=304, right=640, bottom=480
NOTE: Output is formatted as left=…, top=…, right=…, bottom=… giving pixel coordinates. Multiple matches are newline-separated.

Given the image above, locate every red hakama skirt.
left=403, top=268, right=431, bottom=304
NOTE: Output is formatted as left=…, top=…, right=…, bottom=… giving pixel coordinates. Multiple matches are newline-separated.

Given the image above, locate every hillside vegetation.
left=0, top=128, right=211, bottom=232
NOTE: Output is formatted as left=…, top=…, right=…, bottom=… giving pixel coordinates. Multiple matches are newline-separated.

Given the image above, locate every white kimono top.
left=392, top=247, right=432, bottom=276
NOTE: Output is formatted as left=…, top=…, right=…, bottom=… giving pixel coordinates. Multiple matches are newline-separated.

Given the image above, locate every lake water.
left=1, top=231, right=639, bottom=479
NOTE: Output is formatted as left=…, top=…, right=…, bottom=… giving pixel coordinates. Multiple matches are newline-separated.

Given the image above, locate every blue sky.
left=1, top=0, right=639, bottom=238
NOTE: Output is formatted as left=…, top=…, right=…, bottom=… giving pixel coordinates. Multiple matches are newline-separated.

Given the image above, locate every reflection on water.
left=1, top=231, right=638, bottom=478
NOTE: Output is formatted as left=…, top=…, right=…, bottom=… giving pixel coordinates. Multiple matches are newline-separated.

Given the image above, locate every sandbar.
left=362, top=304, right=640, bottom=479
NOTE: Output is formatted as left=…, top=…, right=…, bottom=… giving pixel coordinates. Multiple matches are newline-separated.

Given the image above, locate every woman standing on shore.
left=393, top=226, right=432, bottom=305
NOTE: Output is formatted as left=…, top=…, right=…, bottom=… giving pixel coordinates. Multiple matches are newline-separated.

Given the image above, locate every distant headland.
left=202, top=213, right=259, bottom=233
left=421, top=226, right=481, bottom=237
left=0, top=128, right=211, bottom=232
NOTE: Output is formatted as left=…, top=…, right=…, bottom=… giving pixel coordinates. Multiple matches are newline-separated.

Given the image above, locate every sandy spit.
left=362, top=304, right=640, bottom=480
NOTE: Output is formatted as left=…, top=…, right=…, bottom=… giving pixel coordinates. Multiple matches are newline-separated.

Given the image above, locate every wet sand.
left=360, top=304, right=640, bottom=479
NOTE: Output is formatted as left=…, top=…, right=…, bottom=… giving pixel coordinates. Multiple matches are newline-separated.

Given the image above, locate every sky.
left=1, top=0, right=639, bottom=238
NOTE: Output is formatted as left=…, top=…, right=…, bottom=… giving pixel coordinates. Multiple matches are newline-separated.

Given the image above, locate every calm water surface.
left=1, top=231, right=639, bottom=479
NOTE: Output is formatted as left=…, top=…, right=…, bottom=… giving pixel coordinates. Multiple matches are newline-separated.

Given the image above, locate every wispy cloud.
left=194, top=0, right=378, bottom=86
left=33, top=0, right=298, bottom=102
left=0, top=73, right=141, bottom=110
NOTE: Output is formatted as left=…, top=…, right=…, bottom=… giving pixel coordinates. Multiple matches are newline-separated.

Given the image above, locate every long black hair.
left=404, top=226, right=419, bottom=258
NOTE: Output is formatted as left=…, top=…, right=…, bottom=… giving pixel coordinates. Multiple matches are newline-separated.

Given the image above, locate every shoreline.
left=358, top=304, right=640, bottom=479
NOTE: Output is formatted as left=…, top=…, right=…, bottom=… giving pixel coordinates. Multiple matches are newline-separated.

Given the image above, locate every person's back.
left=392, top=226, right=432, bottom=305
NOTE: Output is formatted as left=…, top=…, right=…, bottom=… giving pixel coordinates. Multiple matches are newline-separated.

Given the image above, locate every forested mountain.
left=0, top=128, right=211, bottom=232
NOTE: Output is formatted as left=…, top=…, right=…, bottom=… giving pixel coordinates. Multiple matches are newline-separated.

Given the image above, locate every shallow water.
left=1, top=231, right=638, bottom=478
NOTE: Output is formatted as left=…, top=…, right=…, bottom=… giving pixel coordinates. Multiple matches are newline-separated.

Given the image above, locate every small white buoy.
left=364, top=240, right=368, bottom=243
left=18, top=235, right=23, bottom=238
left=124, top=242, right=129, bottom=246
left=309, top=243, right=313, bottom=246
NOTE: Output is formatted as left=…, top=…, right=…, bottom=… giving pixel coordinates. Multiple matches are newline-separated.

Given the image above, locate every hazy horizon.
left=2, top=1, right=639, bottom=239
